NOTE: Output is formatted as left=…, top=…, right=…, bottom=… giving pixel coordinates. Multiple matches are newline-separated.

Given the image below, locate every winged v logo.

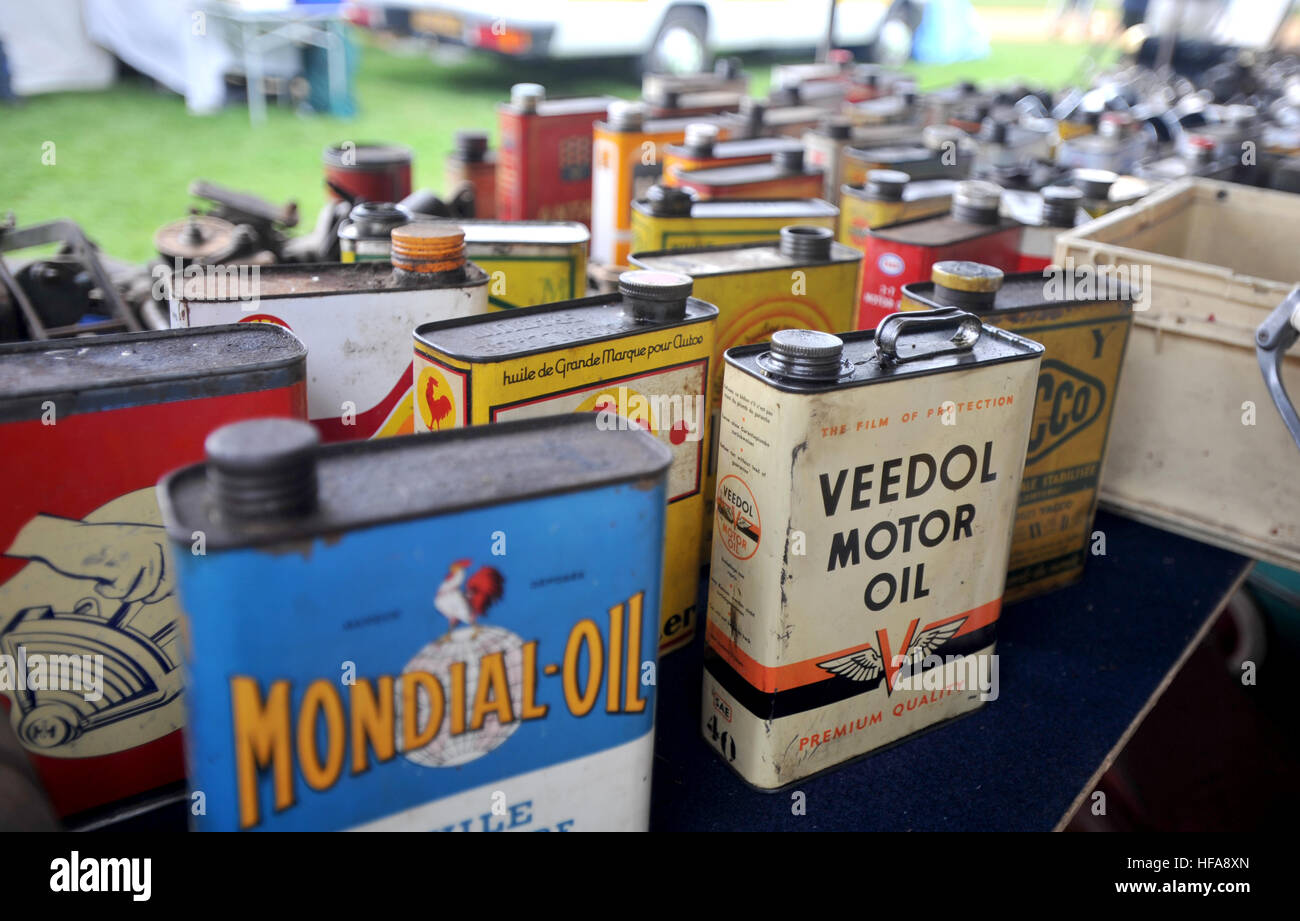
left=817, top=617, right=967, bottom=694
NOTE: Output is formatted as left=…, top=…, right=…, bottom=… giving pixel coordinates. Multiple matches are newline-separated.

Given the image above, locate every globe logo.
left=400, top=625, right=526, bottom=768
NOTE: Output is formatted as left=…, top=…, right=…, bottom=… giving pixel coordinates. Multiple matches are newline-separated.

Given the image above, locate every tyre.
left=643, top=6, right=710, bottom=77
left=869, top=1, right=920, bottom=66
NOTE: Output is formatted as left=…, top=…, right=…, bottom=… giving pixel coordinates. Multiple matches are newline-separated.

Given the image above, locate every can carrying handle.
left=1255, top=285, right=1300, bottom=452
left=875, top=308, right=983, bottom=365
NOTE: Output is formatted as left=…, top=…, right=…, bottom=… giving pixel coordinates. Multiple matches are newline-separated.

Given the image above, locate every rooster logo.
left=417, top=364, right=457, bottom=431
left=434, top=559, right=505, bottom=640
left=817, top=617, right=966, bottom=694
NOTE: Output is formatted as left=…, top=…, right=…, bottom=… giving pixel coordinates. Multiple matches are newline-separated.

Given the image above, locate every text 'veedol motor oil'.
left=412, top=271, right=717, bottom=654
left=160, top=414, right=670, bottom=831
left=0, top=324, right=306, bottom=819
left=630, top=226, right=862, bottom=560
left=496, top=83, right=615, bottom=224
left=171, top=223, right=489, bottom=441
left=902, top=262, right=1133, bottom=601
left=702, top=316, right=1043, bottom=787
left=631, top=185, right=838, bottom=253
left=856, top=180, right=1022, bottom=329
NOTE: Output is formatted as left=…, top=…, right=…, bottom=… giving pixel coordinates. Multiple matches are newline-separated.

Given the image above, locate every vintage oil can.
left=459, top=220, right=590, bottom=310
left=855, top=180, right=1022, bottom=329
left=0, top=324, right=306, bottom=820
left=642, top=59, right=748, bottom=118
left=590, top=102, right=732, bottom=270
left=496, top=83, right=615, bottom=224
left=322, top=142, right=412, bottom=205
left=160, top=413, right=671, bottom=831
left=840, top=128, right=973, bottom=188
left=901, top=262, right=1132, bottom=601
left=631, top=185, right=838, bottom=254
left=171, top=223, right=489, bottom=442
left=1015, top=186, right=1085, bottom=273
left=412, top=271, right=717, bottom=654
left=701, top=316, right=1043, bottom=788
left=339, top=213, right=588, bottom=309
left=630, top=226, right=862, bottom=560
left=444, top=131, right=497, bottom=220
left=838, top=170, right=955, bottom=251
left=661, top=125, right=804, bottom=184
left=672, top=149, right=825, bottom=201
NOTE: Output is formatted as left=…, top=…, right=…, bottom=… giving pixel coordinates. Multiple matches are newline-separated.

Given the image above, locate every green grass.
left=0, top=31, right=1109, bottom=264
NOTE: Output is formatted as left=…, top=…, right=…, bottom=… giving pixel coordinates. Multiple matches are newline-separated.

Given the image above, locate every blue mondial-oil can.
left=159, top=414, right=671, bottom=831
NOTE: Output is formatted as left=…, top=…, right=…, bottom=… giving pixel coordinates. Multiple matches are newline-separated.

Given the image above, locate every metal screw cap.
left=644, top=184, right=696, bottom=217
left=764, top=329, right=846, bottom=381
left=932, top=260, right=1005, bottom=294
left=866, top=169, right=911, bottom=201
left=779, top=225, right=833, bottom=261
left=619, top=269, right=694, bottom=322
left=205, top=418, right=320, bottom=521
left=511, top=83, right=545, bottom=112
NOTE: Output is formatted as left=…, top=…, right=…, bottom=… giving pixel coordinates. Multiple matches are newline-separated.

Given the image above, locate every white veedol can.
left=702, top=313, right=1044, bottom=788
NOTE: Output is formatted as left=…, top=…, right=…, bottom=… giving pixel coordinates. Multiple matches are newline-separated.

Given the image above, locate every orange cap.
left=391, top=223, right=466, bottom=275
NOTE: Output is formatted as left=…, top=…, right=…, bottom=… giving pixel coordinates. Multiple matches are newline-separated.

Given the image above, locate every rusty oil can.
left=902, top=262, right=1133, bottom=601
left=631, top=185, right=838, bottom=254
left=702, top=316, right=1043, bottom=788
left=412, top=271, right=717, bottom=654
left=0, top=324, right=306, bottom=820
left=855, top=180, right=1022, bottom=330
left=160, top=413, right=671, bottom=831
left=496, top=83, right=615, bottom=224
left=630, top=226, right=862, bottom=561
left=589, top=102, right=732, bottom=270
left=171, top=223, right=489, bottom=442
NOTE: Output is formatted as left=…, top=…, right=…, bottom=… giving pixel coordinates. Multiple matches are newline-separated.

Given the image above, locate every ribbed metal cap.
left=761, top=329, right=846, bottom=381
left=618, top=269, right=693, bottom=322
left=454, top=131, right=488, bottom=161
left=923, top=124, right=965, bottom=152
left=644, top=184, right=696, bottom=216
left=347, top=201, right=410, bottom=236
left=1040, top=185, right=1083, bottom=227
left=511, top=83, right=545, bottom=112
left=684, top=122, right=719, bottom=152
left=606, top=99, right=646, bottom=131
left=951, top=180, right=1002, bottom=224
left=820, top=116, right=851, bottom=140
left=932, top=260, right=1004, bottom=293
left=866, top=169, right=910, bottom=201
left=1072, top=167, right=1118, bottom=200
left=779, top=225, right=833, bottom=261
left=205, top=418, right=319, bottom=521
left=774, top=148, right=805, bottom=171
left=391, top=222, right=466, bottom=275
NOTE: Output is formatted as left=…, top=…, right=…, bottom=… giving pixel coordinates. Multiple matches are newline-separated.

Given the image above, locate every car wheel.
left=870, top=3, right=919, bottom=67
left=644, top=6, right=710, bottom=76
